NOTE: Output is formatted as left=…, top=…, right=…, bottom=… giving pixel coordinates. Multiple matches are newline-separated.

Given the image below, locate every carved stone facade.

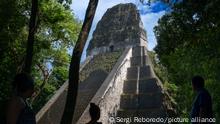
left=87, top=3, right=147, bottom=56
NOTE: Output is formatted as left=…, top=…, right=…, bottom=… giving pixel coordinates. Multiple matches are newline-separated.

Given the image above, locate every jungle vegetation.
left=153, top=0, right=220, bottom=122
left=0, top=0, right=81, bottom=118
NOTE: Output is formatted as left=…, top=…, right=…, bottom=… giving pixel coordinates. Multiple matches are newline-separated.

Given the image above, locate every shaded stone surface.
left=77, top=48, right=133, bottom=124
left=87, top=3, right=147, bottom=56
left=36, top=70, right=107, bottom=124
left=116, top=46, right=168, bottom=123
left=36, top=52, right=122, bottom=124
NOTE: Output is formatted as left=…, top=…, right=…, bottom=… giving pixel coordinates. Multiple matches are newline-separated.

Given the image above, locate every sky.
left=71, top=0, right=170, bottom=61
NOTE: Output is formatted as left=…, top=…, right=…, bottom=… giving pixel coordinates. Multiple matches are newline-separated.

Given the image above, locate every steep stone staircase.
left=36, top=52, right=122, bottom=124
left=116, top=46, right=167, bottom=123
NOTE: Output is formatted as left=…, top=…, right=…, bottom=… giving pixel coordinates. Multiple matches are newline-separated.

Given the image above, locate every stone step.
left=139, top=78, right=161, bottom=93
left=138, top=93, right=163, bottom=109
left=142, top=46, right=148, bottom=56
left=139, top=65, right=153, bottom=79
left=120, top=94, right=139, bottom=109
left=130, top=55, right=149, bottom=67
left=142, top=55, right=149, bottom=66
left=120, top=93, right=163, bottom=109
left=123, top=78, right=161, bottom=94
left=126, top=67, right=138, bottom=80
left=132, top=46, right=143, bottom=57
left=117, top=108, right=166, bottom=118
left=126, top=65, right=153, bottom=80
left=123, top=79, right=137, bottom=94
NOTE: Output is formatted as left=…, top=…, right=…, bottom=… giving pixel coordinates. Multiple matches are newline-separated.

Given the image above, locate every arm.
left=6, top=97, right=23, bottom=124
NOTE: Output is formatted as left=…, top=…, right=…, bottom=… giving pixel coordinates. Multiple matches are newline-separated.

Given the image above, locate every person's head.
left=89, top=103, right=100, bottom=121
left=191, top=75, right=204, bottom=91
left=12, top=73, right=34, bottom=98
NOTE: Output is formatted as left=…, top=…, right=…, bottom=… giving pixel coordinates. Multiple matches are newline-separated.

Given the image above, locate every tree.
left=0, top=0, right=81, bottom=117
left=0, top=0, right=29, bottom=118
left=60, top=0, right=99, bottom=123
left=22, top=0, right=38, bottom=73
left=30, top=0, right=81, bottom=111
left=154, top=0, right=220, bottom=121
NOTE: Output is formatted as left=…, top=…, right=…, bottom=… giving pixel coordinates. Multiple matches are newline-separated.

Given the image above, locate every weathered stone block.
left=130, top=55, right=149, bottom=66
left=117, top=108, right=166, bottom=118
left=139, top=78, right=160, bottom=93
left=87, top=3, right=148, bottom=56
left=126, top=66, right=138, bottom=80
left=123, top=79, right=137, bottom=94
left=138, top=93, right=163, bottom=109
left=120, top=94, right=139, bottom=109
left=132, top=46, right=143, bottom=56
left=139, top=65, right=153, bottom=79
left=117, top=109, right=137, bottom=118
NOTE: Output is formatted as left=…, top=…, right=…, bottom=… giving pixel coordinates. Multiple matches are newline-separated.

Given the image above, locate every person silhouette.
left=86, top=103, right=102, bottom=124
left=6, top=73, right=36, bottom=124
left=190, top=76, right=213, bottom=123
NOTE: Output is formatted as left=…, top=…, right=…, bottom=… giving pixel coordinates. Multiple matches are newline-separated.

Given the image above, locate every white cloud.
left=71, top=0, right=89, bottom=20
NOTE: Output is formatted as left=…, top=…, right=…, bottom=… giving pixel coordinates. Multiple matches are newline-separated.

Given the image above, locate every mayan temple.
left=36, top=3, right=175, bottom=124
left=87, top=3, right=147, bottom=56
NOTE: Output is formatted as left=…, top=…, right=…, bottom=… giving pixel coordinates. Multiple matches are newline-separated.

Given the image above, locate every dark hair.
left=192, top=75, right=204, bottom=88
left=89, top=103, right=100, bottom=120
left=12, top=73, right=34, bottom=93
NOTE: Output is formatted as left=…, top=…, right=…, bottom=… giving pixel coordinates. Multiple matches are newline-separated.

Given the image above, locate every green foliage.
left=0, top=0, right=28, bottom=118
left=32, top=83, right=56, bottom=112
left=31, top=0, right=81, bottom=112
left=0, top=0, right=81, bottom=115
left=154, top=0, right=220, bottom=122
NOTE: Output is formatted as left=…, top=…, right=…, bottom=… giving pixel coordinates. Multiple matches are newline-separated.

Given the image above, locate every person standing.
left=6, top=73, right=36, bottom=124
left=190, top=76, right=213, bottom=123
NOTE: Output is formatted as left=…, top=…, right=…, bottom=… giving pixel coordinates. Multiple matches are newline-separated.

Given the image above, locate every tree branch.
left=31, top=63, right=51, bottom=104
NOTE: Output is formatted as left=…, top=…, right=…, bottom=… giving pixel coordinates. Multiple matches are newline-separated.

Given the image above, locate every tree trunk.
left=60, top=0, right=98, bottom=124
left=22, top=0, right=38, bottom=73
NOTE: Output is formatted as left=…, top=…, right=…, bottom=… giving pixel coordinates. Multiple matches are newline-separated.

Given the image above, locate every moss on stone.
left=80, top=51, right=122, bottom=83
